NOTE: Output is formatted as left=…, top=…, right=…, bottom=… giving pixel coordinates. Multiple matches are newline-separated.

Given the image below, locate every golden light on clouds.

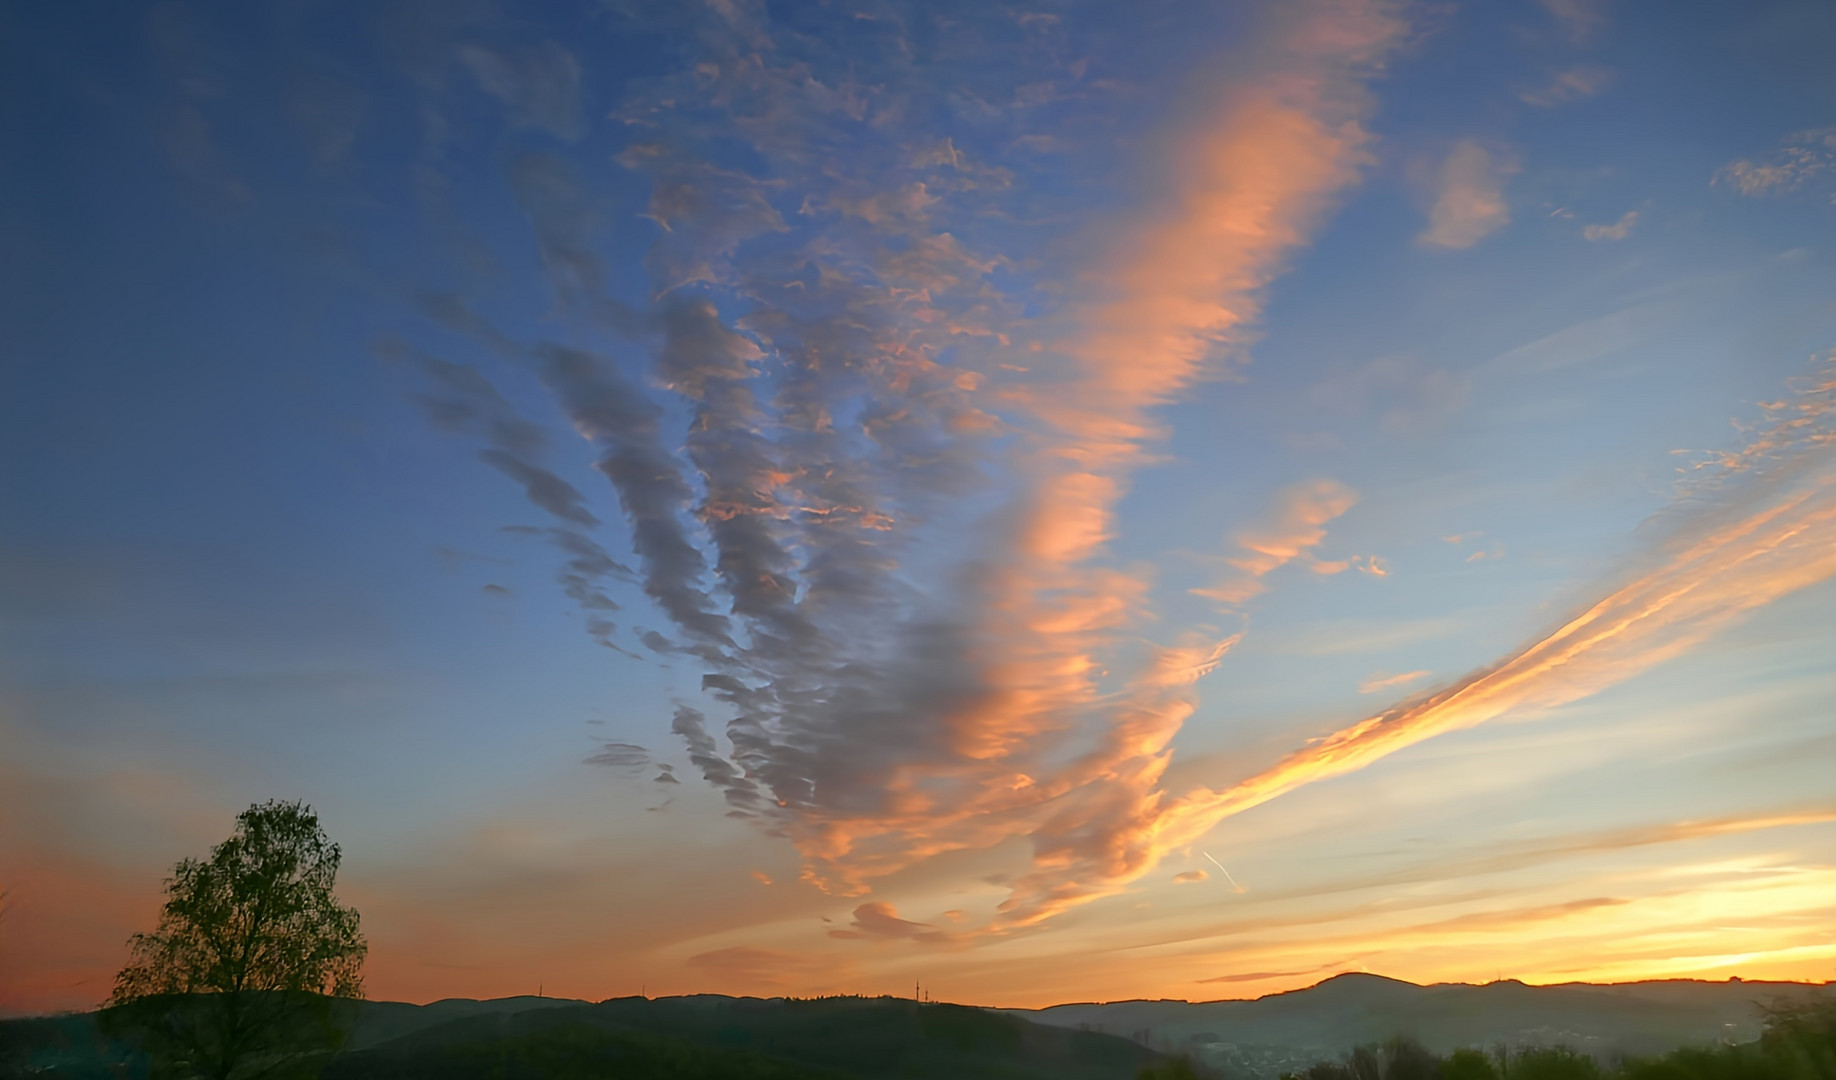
left=8, top=0, right=1836, bottom=1018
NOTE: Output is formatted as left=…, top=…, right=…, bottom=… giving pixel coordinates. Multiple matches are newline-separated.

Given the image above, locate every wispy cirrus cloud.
left=147, top=3, right=249, bottom=208
left=1583, top=210, right=1637, bottom=241
left=1123, top=808, right=1836, bottom=985
left=583, top=741, right=650, bottom=774
left=387, top=338, right=639, bottom=651
left=683, top=945, right=845, bottom=988
left=1198, top=963, right=1340, bottom=984
left=457, top=40, right=582, bottom=141
left=1143, top=363, right=1836, bottom=849
left=404, top=0, right=1836, bottom=953
left=1716, top=127, right=1836, bottom=198
left=410, top=0, right=1413, bottom=937
left=1539, top=0, right=1607, bottom=45
left=1359, top=670, right=1429, bottom=694
left=1195, top=479, right=1359, bottom=606
left=1418, top=141, right=1516, bottom=250
left=904, top=0, right=1411, bottom=931
left=1311, top=353, right=1472, bottom=434
left=1519, top=65, right=1612, bottom=108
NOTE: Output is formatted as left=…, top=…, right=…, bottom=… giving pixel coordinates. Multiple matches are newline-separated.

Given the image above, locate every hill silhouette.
left=999, top=973, right=1836, bottom=1077
left=331, top=994, right=1167, bottom=1079
left=9, top=975, right=1835, bottom=1079
left=0, top=994, right=1166, bottom=1079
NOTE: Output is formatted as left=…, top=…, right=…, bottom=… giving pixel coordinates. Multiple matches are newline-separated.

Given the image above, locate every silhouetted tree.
left=102, top=800, right=367, bottom=1080
left=1760, top=999, right=1836, bottom=1054
left=1443, top=1047, right=1501, bottom=1080
left=1617, top=1002, right=1836, bottom=1080
left=1138, top=1056, right=1202, bottom=1080
left=1385, top=1035, right=1443, bottom=1080
left=1504, top=1046, right=1601, bottom=1080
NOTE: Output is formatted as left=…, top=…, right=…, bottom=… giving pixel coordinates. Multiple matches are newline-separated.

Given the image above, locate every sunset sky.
left=4, top=0, right=1836, bottom=1015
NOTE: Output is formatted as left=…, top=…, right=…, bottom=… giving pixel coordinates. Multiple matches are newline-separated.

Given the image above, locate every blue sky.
left=3, top=0, right=1835, bottom=1012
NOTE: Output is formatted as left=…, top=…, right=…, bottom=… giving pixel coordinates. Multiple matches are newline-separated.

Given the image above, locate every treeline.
left=1273, top=1000, right=1836, bottom=1080
left=321, top=1022, right=850, bottom=1080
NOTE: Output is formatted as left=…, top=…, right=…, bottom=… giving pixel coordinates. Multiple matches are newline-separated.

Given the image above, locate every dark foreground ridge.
left=6, top=975, right=1834, bottom=1080
left=0, top=993, right=1167, bottom=1080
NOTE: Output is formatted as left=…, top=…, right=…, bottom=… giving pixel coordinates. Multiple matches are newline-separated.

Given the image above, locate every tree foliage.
left=1280, top=1001, right=1836, bottom=1080
left=111, top=800, right=365, bottom=1002
left=1443, top=1047, right=1501, bottom=1080
left=1137, top=1057, right=1202, bottom=1080
left=1507, top=1046, right=1604, bottom=1080
left=103, top=800, right=366, bottom=1080
left=322, top=1022, right=852, bottom=1080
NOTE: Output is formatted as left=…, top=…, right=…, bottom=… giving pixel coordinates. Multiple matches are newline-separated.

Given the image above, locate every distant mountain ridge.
left=998, top=972, right=1836, bottom=1077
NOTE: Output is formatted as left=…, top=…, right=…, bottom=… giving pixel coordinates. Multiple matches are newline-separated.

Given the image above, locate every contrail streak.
left=1145, top=361, right=1836, bottom=858
left=1204, top=851, right=1248, bottom=893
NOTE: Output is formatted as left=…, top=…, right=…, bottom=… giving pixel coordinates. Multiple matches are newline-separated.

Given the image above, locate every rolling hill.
left=9, top=975, right=1834, bottom=1079
left=0, top=993, right=1167, bottom=1080
left=998, top=972, right=1836, bottom=1077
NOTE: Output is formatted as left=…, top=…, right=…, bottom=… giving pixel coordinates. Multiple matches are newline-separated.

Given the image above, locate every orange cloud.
left=1177, top=856, right=1836, bottom=994
left=541, top=0, right=1825, bottom=966
left=1196, top=479, right=1359, bottom=606
left=936, top=363, right=1836, bottom=942
left=1297, top=809, right=1836, bottom=905
left=1359, top=670, right=1429, bottom=694
left=894, top=0, right=1412, bottom=932
left=745, top=0, right=1413, bottom=929
left=827, top=901, right=956, bottom=944
left=1198, top=964, right=1341, bottom=984
left=1142, top=371, right=1836, bottom=859
left=1140, top=634, right=1244, bottom=689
